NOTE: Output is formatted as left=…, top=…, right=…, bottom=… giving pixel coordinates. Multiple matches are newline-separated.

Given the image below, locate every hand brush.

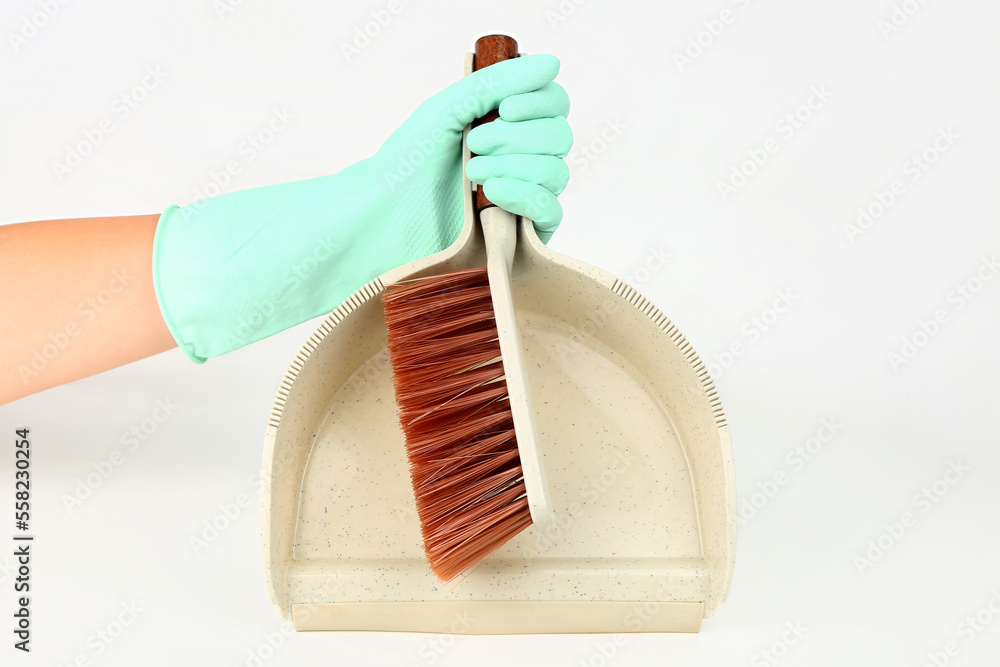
left=382, top=34, right=553, bottom=583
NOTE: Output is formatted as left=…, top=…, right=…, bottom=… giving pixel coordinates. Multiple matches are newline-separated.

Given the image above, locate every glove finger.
left=426, top=54, right=560, bottom=132
left=466, top=154, right=569, bottom=195
left=482, top=177, right=563, bottom=240
left=467, top=117, right=573, bottom=158
left=499, top=82, right=570, bottom=121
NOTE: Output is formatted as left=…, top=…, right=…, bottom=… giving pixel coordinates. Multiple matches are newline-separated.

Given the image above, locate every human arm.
left=0, top=214, right=177, bottom=403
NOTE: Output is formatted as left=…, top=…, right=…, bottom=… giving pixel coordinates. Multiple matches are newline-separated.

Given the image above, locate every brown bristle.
left=383, top=267, right=532, bottom=581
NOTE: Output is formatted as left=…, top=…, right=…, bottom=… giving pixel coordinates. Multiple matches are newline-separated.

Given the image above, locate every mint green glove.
left=152, top=54, right=572, bottom=362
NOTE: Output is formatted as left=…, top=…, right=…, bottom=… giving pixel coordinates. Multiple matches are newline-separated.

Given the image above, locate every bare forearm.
left=0, top=214, right=177, bottom=404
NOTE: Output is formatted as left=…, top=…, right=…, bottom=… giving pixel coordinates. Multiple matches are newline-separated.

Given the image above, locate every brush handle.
left=469, top=35, right=554, bottom=528
left=472, top=34, right=518, bottom=213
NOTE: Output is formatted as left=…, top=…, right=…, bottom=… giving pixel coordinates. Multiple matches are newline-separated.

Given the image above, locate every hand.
left=153, top=54, right=573, bottom=362
left=372, top=53, right=572, bottom=244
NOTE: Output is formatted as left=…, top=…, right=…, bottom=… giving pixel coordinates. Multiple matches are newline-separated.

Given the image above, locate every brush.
left=382, top=34, right=553, bottom=582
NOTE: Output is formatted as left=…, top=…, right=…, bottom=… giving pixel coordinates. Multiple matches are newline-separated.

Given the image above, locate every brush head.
left=383, top=267, right=533, bottom=582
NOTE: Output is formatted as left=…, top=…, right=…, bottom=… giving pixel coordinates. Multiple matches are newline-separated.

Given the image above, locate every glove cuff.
left=151, top=203, right=205, bottom=363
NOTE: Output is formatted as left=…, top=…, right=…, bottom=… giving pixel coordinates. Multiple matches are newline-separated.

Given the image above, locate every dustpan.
left=260, top=49, right=736, bottom=634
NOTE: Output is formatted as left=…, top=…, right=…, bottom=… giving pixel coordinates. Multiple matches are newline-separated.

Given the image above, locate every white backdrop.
left=2, top=1, right=999, bottom=665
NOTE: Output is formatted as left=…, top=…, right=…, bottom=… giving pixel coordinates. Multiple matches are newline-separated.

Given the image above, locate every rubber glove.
left=153, top=54, right=572, bottom=363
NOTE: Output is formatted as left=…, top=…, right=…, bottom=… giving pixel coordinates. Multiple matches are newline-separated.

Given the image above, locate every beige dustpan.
left=260, top=50, right=736, bottom=634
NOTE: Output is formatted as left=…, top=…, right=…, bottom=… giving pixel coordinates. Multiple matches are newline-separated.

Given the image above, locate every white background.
left=3, top=1, right=1000, bottom=665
